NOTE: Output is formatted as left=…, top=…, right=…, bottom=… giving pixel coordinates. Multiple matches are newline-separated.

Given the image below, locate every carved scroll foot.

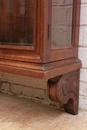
left=47, top=70, right=80, bottom=115
left=64, top=99, right=78, bottom=115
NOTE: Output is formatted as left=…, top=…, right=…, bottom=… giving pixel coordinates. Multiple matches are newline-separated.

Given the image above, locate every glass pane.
left=51, top=0, right=73, bottom=46
left=0, top=0, right=35, bottom=45
left=0, top=0, right=11, bottom=42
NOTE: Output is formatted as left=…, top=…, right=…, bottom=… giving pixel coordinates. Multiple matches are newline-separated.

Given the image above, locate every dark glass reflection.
left=0, top=0, right=34, bottom=45
left=52, top=0, right=73, bottom=46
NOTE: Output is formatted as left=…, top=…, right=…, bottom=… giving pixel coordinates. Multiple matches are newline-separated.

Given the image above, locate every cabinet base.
left=47, top=70, right=80, bottom=115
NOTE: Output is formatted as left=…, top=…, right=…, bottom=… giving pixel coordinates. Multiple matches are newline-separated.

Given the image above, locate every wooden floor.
left=0, top=92, right=87, bottom=130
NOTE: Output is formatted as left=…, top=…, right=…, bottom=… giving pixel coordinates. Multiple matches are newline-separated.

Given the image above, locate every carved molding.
left=47, top=70, right=80, bottom=115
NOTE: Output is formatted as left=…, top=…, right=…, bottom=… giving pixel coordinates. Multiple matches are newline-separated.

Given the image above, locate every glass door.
left=0, top=0, right=35, bottom=46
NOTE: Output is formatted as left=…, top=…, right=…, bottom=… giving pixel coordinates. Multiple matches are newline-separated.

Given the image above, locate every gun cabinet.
left=0, top=0, right=81, bottom=114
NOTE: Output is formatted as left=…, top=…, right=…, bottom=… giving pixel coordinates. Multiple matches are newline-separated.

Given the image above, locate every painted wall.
left=79, top=0, right=87, bottom=109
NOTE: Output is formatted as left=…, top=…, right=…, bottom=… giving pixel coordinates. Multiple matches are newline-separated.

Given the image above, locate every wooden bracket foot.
left=47, top=70, right=80, bottom=115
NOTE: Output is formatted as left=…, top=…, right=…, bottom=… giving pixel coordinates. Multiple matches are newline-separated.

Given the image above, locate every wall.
left=0, top=0, right=87, bottom=110
left=0, top=72, right=60, bottom=107
left=79, top=0, right=87, bottom=109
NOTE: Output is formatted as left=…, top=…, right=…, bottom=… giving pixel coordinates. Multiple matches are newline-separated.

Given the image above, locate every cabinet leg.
left=47, top=70, right=80, bottom=115
left=64, top=99, right=78, bottom=115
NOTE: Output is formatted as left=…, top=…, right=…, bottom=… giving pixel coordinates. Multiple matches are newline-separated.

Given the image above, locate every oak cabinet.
left=0, top=0, right=81, bottom=115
